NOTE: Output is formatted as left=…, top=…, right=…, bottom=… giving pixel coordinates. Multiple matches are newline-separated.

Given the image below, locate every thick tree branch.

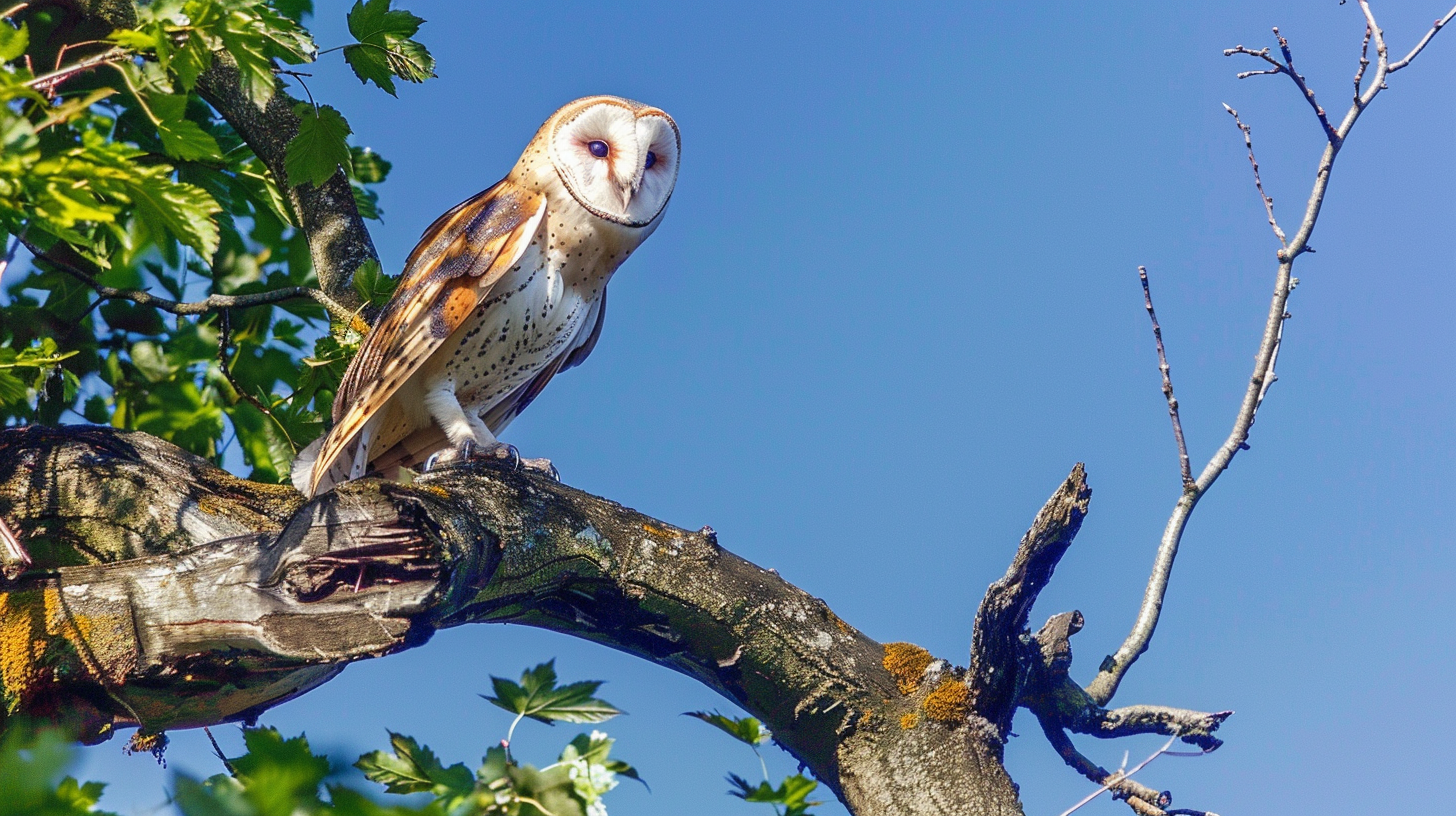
left=0, top=426, right=1027, bottom=816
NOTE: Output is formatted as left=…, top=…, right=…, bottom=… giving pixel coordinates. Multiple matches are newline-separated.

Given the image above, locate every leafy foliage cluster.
left=0, top=0, right=429, bottom=480
left=0, top=663, right=640, bottom=816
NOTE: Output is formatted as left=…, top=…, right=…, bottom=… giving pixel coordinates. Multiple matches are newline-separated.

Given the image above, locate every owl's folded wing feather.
left=303, top=181, right=547, bottom=497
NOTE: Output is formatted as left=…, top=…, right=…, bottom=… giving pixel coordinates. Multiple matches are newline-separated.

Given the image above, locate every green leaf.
left=355, top=732, right=474, bottom=797
left=285, top=103, right=353, bottom=188
left=481, top=660, right=623, bottom=725
left=183, top=0, right=315, bottom=106
left=106, top=28, right=162, bottom=52
left=562, top=732, right=646, bottom=788
left=0, top=725, right=120, bottom=816
left=149, top=93, right=223, bottom=160
left=342, top=0, right=434, bottom=96
left=685, top=710, right=772, bottom=746
left=119, top=169, right=222, bottom=258
left=728, top=773, right=823, bottom=816
left=0, top=21, right=27, bottom=63
left=227, top=727, right=331, bottom=814
left=350, top=146, right=392, bottom=183
left=273, top=0, right=313, bottom=23
left=169, top=30, right=214, bottom=92
left=352, top=259, right=396, bottom=306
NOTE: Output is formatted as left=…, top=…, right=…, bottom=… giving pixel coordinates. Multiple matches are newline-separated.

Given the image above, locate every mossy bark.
left=0, top=425, right=1026, bottom=816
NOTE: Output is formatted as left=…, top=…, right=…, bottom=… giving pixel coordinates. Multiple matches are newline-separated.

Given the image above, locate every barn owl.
left=293, top=96, right=680, bottom=498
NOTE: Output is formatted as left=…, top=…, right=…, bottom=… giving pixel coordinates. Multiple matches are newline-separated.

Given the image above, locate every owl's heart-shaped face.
left=547, top=98, right=679, bottom=228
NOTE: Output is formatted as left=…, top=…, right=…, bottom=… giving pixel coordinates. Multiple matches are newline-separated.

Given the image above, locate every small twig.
left=1273, top=27, right=1340, bottom=143
left=1052, top=727, right=1174, bottom=816
left=0, top=2, right=28, bottom=19
left=1388, top=5, right=1456, bottom=71
left=1222, top=44, right=1283, bottom=72
left=1221, top=104, right=1286, bottom=245
left=217, top=311, right=293, bottom=451
left=278, top=69, right=318, bottom=110
left=1058, top=732, right=1221, bottom=816
left=201, top=726, right=237, bottom=776
left=25, top=47, right=129, bottom=95
left=1138, top=267, right=1193, bottom=489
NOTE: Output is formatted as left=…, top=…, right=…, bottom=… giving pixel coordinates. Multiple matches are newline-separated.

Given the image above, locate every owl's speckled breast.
left=429, top=231, right=607, bottom=428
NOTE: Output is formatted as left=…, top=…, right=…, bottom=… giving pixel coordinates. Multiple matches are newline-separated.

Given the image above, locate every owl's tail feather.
left=369, top=424, right=450, bottom=481
left=291, top=436, right=325, bottom=496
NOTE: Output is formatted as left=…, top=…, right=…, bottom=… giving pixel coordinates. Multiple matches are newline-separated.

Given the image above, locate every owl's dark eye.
left=644, top=151, right=657, bottom=170
left=588, top=140, right=609, bottom=158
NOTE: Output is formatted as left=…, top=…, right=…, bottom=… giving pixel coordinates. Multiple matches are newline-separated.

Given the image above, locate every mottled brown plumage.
left=296, top=96, right=679, bottom=497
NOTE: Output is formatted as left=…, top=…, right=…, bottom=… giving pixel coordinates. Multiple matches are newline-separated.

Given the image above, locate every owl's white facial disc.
left=549, top=100, right=679, bottom=228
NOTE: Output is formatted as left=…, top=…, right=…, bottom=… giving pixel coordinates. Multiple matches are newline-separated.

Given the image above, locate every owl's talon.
left=501, top=444, right=522, bottom=471
left=459, top=439, right=477, bottom=460
left=422, top=452, right=442, bottom=472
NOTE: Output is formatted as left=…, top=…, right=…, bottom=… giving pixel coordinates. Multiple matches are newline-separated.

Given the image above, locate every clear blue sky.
left=77, top=2, right=1454, bottom=814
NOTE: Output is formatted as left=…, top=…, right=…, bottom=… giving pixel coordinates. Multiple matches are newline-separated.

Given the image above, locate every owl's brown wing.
left=306, top=180, right=547, bottom=497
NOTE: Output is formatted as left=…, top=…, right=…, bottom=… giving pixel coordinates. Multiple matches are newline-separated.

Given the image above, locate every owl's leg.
left=422, top=378, right=497, bottom=449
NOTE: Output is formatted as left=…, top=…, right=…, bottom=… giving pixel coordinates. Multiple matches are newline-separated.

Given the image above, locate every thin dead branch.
left=24, top=46, right=129, bottom=95
left=1086, top=0, right=1455, bottom=707
left=1274, top=27, right=1340, bottom=143
left=16, top=234, right=361, bottom=327
left=1221, top=105, right=1285, bottom=245
left=1138, top=267, right=1193, bottom=488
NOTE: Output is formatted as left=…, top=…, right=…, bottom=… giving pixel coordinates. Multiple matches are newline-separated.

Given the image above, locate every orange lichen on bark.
left=0, top=591, right=44, bottom=706
left=900, top=710, right=921, bottom=730
left=923, top=678, right=971, bottom=722
left=883, top=642, right=933, bottom=695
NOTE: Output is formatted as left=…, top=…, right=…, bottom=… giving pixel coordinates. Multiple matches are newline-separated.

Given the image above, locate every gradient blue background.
left=74, top=2, right=1454, bottom=814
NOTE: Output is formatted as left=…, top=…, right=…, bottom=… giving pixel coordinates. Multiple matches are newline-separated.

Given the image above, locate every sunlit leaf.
left=343, top=0, right=434, bottom=96
left=356, top=732, right=474, bottom=797
left=481, top=660, right=623, bottom=725
left=286, top=103, right=353, bottom=188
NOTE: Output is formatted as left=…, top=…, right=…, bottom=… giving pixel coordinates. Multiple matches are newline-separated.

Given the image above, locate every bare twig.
left=217, top=310, right=296, bottom=452
left=1138, top=267, right=1193, bottom=488
left=1057, top=732, right=1221, bottom=816
left=0, top=3, right=28, bottom=19
left=1223, top=44, right=1282, bottom=73
left=201, top=726, right=237, bottom=776
left=17, top=235, right=360, bottom=327
left=1388, top=6, right=1456, bottom=71
left=25, top=47, right=129, bottom=95
left=1087, top=1, right=1454, bottom=707
left=1221, top=105, right=1286, bottom=245
left=1273, top=27, right=1340, bottom=143
left=1053, top=728, right=1176, bottom=816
